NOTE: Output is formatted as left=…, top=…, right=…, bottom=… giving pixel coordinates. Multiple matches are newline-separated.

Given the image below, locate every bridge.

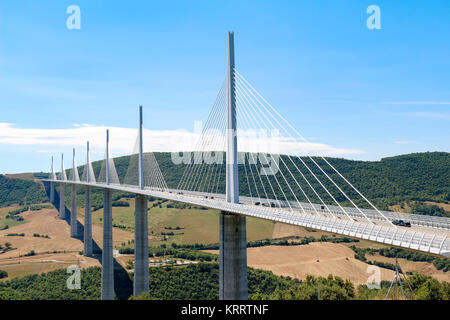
left=41, top=32, right=449, bottom=300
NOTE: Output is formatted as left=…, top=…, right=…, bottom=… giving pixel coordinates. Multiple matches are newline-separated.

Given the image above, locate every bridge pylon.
left=70, top=148, right=79, bottom=238
left=84, top=142, right=93, bottom=257
left=101, top=130, right=114, bottom=300
left=134, top=106, right=149, bottom=297
left=220, top=31, right=248, bottom=300
left=59, top=153, right=67, bottom=219
left=49, top=156, right=55, bottom=204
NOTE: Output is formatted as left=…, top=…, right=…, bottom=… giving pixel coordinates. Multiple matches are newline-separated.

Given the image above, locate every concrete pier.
left=59, top=154, right=67, bottom=219
left=133, top=106, right=149, bottom=296
left=133, top=194, right=149, bottom=296
left=50, top=156, right=55, bottom=203
left=101, top=130, right=114, bottom=300
left=84, top=141, right=93, bottom=256
left=50, top=182, right=55, bottom=204
left=84, top=186, right=93, bottom=256
left=101, top=188, right=114, bottom=300
left=219, top=212, right=248, bottom=300
left=70, top=184, right=78, bottom=237
left=59, top=183, right=65, bottom=219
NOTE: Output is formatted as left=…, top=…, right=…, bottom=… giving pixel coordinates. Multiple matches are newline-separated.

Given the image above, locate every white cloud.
left=382, top=101, right=450, bottom=105
left=0, top=123, right=365, bottom=158
left=400, top=112, right=450, bottom=120
left=393, top=140, right=417, bottom=145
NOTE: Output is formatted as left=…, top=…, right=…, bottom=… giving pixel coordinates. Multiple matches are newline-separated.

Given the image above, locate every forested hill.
left=107, top=151, right=449, bottom=210
left=0, top=152, right=448, bottom=212
left=0, top=175, right=48, bottom=207
left=306, top=152, right=449, bottom=209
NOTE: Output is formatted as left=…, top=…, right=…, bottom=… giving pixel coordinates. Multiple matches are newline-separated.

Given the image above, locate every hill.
left=0, top=175, right=48, bottom=207
left=61, top=151, right=450, bottom=213
left=0, top=152, right=449, bottom=214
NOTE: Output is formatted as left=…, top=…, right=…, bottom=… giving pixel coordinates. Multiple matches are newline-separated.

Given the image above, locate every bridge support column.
left=84, top=186, right=93, bottom=256
left=50, top=182, right=55, bottom=204
left=70, top=184, right=78, bottom=237
left=101, top=188, right=114, bottom=300
left=50, top=156, right=56, bottom=204
left=220, top=32, right=248, bottom=300
left=134, top=194, right=149, bottom=296
left=59, top=182, right=65, bottom=219
left=219, top=212, right=247, bottom=300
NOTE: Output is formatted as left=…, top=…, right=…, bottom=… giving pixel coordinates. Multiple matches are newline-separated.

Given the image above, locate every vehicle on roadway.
left=392, top=219, right=411, bottom=227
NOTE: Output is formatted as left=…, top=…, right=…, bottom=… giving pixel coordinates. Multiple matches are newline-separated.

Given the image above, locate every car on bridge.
left=392, top=219, right=411, bottom=227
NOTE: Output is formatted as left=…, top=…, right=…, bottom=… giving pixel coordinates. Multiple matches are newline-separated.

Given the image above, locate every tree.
left=0, top=287, right=21, bottom=299
left=0, top=270, right=8, bottom=279
left=416, top=279, right=443, bottom=300
left=129, top=292, right=160, bottom=300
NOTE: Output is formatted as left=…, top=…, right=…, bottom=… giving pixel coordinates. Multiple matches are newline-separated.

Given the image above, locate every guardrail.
left=42, top=179, right=450, bottom=257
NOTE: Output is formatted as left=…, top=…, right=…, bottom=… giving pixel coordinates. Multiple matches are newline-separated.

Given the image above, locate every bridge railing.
left=42, top=179, right=450, bottom=257
left=57, top=178, right=450, bottom=230
left=211, top=199, right=449, bottom=257
left=135, top=187, right=450, bottom=230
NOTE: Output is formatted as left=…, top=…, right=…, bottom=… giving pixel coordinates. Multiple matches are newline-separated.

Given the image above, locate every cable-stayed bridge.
left=41, top=32, right=449, bottom=300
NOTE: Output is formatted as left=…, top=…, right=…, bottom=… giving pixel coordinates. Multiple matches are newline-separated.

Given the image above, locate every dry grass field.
left=0, top=201, right=447, bottom=286
left=0, top=253, right=100, bottom=280
left=369, top=253, right=449, bottom=283
left=0, top=206, right=133, bottom=281
left=205, top=242, right=399, bottom=286
left=4, top=173, right=36, bottom=181
left=425, top=201, right=450, bottom=212
left=389, top=200, right=450, bottom=214
left=205, top=239, right=450, bottom=286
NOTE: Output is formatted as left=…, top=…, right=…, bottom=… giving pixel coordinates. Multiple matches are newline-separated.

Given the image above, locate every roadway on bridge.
left=43, top=179, right=450, bottom=257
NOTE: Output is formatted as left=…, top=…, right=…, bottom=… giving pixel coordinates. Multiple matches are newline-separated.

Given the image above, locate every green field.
left=0, top=206, right=27, bottom=230
left=91, top=198, right=274, bottom=246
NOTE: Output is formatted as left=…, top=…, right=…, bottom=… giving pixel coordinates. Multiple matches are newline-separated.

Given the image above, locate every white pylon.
left=51, top=156, right=56, bottom=180
left=60, top=153, right=67, bottom=181
left=106, top=130, right=110, bottom=185
left=71, top=148, right=80, bottom=182
left=226, top=31, right=239, bottom=204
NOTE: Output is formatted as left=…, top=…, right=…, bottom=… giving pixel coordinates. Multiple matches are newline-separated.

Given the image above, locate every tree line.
left=1, top=264, right=447, bottom=300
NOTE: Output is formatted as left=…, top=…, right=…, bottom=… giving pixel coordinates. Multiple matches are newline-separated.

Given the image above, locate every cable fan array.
left=76, top=132, right=168, bottom=191
left=123, top=131, right=168, bottom=191
left=177, top=80, right=227, bottom=195
left=177, top=70, right=393, bottom=226
left=55, top=69, right=393, bottom=227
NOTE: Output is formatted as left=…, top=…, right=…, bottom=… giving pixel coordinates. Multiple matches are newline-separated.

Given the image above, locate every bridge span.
left=42, top=178, right=450, bottom=260
left=40, top=32, right=449, bottom=300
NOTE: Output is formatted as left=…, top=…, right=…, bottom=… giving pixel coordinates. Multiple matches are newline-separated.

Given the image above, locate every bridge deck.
left=42, top=179, right=450, bottom=257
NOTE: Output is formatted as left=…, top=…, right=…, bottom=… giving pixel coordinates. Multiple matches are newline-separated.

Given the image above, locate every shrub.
left=112, top=200, right=130, bottom=207
left=0, top=270, right=8, bottom=279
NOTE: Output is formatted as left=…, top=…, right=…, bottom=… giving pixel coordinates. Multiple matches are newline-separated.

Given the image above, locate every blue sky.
left=0, top=0, right=449, bottom=173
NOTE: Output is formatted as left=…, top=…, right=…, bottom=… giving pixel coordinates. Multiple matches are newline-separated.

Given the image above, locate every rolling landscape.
left=0, top=152, right=448, bottom=300
left=1, top=1, right=449, bottom=308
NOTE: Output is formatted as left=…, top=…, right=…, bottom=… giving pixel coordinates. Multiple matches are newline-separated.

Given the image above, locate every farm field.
left=0, top=198, right=448, bottom=286
left=90, top=198, right=275, bottom=246
left=0, top=199, right=276, bottom=280
left=0, top=206, right=130, bottom=281
left=0, top=205, right=28, bottom=230
left=205, top=242, right=450, bottom=286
